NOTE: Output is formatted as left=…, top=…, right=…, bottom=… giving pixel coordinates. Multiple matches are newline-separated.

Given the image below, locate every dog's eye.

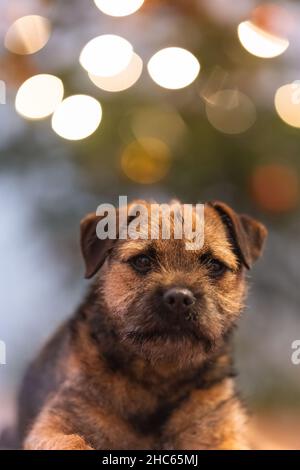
left=200, top=255, right=228, bottom=278
left=208, top=259, right=228, bottom=277
left=130, top=254, right=152, bottom=274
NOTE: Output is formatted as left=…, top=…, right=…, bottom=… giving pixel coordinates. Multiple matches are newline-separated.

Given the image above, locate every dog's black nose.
left=163, top=287, right=195, bottom=314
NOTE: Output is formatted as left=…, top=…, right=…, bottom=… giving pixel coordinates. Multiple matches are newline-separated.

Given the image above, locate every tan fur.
left=19, top=200, right=267, bottom=450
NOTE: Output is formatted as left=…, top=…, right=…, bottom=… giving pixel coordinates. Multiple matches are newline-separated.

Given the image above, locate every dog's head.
left=80, top=200, right=267, bottom=368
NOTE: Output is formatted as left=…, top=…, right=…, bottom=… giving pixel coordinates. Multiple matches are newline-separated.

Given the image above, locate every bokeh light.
left=251, top=4, right=294, bottom=38
left=51, top=95, right=102, bottom=141
left=15, top=74, right=64, bottom=120
left=275, top=83, right=300, bottom=128
left=5, top=15, right=51, bottom=55
left=121, top=138, right=171, bottom=184
left=79, top=35, right=133, bottom=77
left=237, top=20, right=289, bottom=58
left=131, top=106, right=187, bottom=147
left=251, top=164, right=299, bottom=213
left=88, top=53, right=143, bottom=92
left=147, top=47, right=200, bottom=90
left=94, top=0, right=144, bottom=17
left=205, top=89, right=256, bottom=134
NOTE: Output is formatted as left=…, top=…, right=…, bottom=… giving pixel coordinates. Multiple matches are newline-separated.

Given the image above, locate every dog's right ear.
left=210, top=201, right=267, bottom=269
left=80, top=213, right=115, bottom=279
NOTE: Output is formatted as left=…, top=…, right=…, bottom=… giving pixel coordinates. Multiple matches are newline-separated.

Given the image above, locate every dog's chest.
left=89, top=377, right=194, bottom=450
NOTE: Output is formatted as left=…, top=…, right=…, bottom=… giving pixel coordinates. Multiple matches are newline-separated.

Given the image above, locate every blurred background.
left=0, top=0, right=300, bottom=450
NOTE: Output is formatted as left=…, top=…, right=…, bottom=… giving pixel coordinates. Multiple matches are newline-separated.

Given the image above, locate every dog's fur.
left=16, top=200, right=267, bottom=450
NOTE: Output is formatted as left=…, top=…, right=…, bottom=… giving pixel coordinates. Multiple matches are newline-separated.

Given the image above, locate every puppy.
left=17, top=200, right=267, bottom=450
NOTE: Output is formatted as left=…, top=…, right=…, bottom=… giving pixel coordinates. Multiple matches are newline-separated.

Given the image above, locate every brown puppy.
left=17, top=200, right=267, bottom=450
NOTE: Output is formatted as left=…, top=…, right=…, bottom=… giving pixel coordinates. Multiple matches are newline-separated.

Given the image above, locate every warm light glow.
left=80, top=35, right=133, bottom=77
left=15, top=74, right=64, bottom=120
left=251, top=4, right=294, bottom=39
left=131, top=106, right=186, bottom=147
left=237, top=21, right=289, bottom=58
left=147, top=47, right=200, bottom=90
left=5, top=15, right=51, bottom=55
left=94, top=0, right=144, bottom=17
left=88, top=53, right=143, bottom=92
left=251, top=164, right=299, bottom=213
left=121, top=138, right=171, bottom=184
left=275, top=83, right=300, bottom=128
left=205, top=89, right=256, bottom=134
left=51, top=95, right=102, bottom=141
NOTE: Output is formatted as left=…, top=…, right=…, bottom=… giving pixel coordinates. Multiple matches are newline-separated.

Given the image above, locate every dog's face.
left=80, top=201, right=267, bottom=368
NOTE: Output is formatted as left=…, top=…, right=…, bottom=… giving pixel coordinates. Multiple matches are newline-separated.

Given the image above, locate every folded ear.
left=80, top=201, right=149, bottom=279
left=210, top=201, right=267, bottom=269
left=80, top=213, right=115, bottom=279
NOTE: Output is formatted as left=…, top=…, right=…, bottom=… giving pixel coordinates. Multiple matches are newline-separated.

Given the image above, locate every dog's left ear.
left=80, top=213, right=115, bottom=279
left=210, top=201, right=267, bottom=269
